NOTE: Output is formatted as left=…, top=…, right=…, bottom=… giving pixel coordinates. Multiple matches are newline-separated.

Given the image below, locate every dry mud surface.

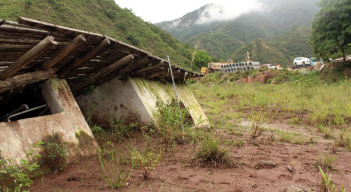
left=31, top=126, right=351, bottom=192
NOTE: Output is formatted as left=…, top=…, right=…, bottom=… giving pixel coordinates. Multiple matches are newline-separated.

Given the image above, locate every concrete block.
left=0, top=78, right=99, bottom=164
left=76, top=76, right=209, bottom=128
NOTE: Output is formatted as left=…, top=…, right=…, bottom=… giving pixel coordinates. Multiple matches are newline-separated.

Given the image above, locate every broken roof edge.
left=14, top=17, right=202, bottom=77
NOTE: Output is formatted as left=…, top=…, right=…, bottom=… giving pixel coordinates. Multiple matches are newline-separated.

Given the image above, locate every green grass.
left=191, top=68, right=351, bottom=147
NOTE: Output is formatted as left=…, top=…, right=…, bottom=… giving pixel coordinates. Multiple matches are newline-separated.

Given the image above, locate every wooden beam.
left=0, top=36, right=57, bottom=80
left=57, top=38, right=110, bottom=78
left=148, top=68, right=170, bottom=78
left=0, top=25, right=49, bottom=36
left=135, top=61, right=164, bottom=74
left=119, top=57, right=149, bottom=75
left=159, top=69, right=181, bottom=78
left=42, top=35, right=86, bottom=70
left=0, top=85, right=25, bottom=108
left=0, top=20, right=5, bottom=26
left=0, top=68, right=56, bottom=93
left=71, top=55, right=134, bottom=92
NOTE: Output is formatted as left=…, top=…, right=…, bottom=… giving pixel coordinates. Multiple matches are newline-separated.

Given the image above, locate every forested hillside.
left=157, top=0, right=319, bottom=61
left=0, top=0, right=198, bottom=70
left=230, top=26, right=314, bottom=68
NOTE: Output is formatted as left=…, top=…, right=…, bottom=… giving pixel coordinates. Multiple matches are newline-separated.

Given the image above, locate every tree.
left=311, top=0, right=351, bottom=61
left=194, top=50, right=212, bottom=68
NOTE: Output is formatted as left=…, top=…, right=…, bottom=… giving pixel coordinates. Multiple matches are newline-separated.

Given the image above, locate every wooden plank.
left=18, top=16, right=105, bottom=41
left=0, top=68, right=56, bottom=93
left=135, top=61, right=164, bottom=74
left=0, top=85, right=25, bottom=108
left=71, top=54, right=134, bottom=92
left=57, top=38, right=110, bottom=78
left=0, top=20, right=6, bottom=26
left=0, top=25, right=49, bottom=36
left=0, top=36, right=57, bottom=80
left=118, top=56, right=149, bottom=75
left=159, top=69, right=181, bottom=78
left=148, top=68, right=170, bottom=78
left=42, top=35, right=86, bottom=70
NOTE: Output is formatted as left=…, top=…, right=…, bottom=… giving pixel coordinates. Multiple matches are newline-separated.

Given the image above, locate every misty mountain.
left=156, top=0, right=320, bottom=60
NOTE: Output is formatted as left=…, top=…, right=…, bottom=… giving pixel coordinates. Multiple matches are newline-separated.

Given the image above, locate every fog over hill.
left=156, top=0, right=320, bottom=62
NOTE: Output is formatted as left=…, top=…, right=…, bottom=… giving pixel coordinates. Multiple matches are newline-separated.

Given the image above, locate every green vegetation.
left=97, top=148, right=133, bottom=189
left=195, top=135, right=228, bottom=165
left=311, top=0, right=351, bottom=61
left=42, top=139, right=68, bottom=172
left=191, top=68, right=351, bottom=150
left=319, top=166, right=346, bottom=192
left=0, top=141, right=44, bottom=191
left=0, top=0, right=210, bottom=71
left=158, top=0, right=319, bottom=61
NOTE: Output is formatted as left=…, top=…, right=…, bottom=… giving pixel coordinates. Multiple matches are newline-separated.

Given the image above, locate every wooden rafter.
left=57, top=38, right=111, bottom=78
left=0, top=36, right=57, bottom=80
left=71, top=55, right=134, bottom=92
left=135, top=61, right=164, bottom=74
left=42, top=35, right=86, bottom=70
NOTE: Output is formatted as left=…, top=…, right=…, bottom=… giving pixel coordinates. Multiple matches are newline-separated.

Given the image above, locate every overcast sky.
left=115, top=0, right=260, bottom=23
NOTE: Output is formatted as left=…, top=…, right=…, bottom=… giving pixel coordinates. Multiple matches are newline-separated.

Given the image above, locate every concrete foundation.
left=0, top=78, right=99, bottom=164
left=76, top=76, right=208, bottom=128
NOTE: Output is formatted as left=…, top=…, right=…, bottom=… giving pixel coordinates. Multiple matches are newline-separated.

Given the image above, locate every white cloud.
left=115, top=0, right=263, bottom=23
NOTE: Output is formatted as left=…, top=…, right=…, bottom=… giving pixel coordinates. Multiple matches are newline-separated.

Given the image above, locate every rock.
left=285, top=185, right=315, bottom=192
left=255, top=160, right=277, bottom=169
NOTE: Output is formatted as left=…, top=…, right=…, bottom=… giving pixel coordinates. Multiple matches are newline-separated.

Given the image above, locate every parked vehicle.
left=293, top=57, right=312, bottom=66
left=261, top=64, right=278, bottom=69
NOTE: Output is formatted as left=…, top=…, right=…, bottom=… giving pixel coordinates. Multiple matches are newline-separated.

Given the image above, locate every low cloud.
left=195, top=1, right=264, bottom=25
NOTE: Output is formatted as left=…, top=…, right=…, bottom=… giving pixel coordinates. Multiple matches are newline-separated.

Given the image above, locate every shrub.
left=249, top=110, right=267, bottom=139
left=97, top=148, right=133, bottom=188
left=315, top=154, right=337, bottom=172
left=126, top=33, right=140, bottom=46
left=42, top=134, right=68, bottom=172
left=24, top=0, right=32, bottom=6
left=116, top=22, right=127, bottom=32
left=195, top=136, right=228, bottom=165
left=0, top=141, right=43, bottom=191
left=155, top=98, right=194, bottom=151
left=104, top=8, right=117, bottom=19
left=131, top=148, right=162, bottom=179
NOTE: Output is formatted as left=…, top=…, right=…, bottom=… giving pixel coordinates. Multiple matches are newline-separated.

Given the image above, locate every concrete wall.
left=0, top=78, right=99, bottom=164
left=76, top=76, right=209, bottom=128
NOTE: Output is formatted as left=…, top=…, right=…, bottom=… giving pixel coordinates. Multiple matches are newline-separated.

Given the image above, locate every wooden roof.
left=0, top=17, right=202, bottom=108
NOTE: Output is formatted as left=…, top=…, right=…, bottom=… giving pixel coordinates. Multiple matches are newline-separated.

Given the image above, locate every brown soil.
left=30, top=127, right=351, bottom=192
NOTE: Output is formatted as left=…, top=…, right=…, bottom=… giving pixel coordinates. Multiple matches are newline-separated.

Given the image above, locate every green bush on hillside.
left=126, top=33, right=140, bottom=46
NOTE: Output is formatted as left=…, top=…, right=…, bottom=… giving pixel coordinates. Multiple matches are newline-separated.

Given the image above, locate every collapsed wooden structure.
left=0, top=17, right=202, bottom=118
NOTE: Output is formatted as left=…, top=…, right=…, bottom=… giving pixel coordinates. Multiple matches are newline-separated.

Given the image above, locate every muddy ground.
left=31, top=121, right=351, bottom=192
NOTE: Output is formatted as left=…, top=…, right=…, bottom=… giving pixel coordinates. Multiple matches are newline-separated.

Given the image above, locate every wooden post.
left=159, top=69, right=181, bottom=78
left=0, top=85, right=25, bottom=108
left=71, top=55, right=134, bottom=92
left=135, top=61, right=164, bottom=74
left=42, top=35, right=86, bottom=70
left=0, top=36, right=57, bottom=80
left=0, top=68, right=56, bottom=93
left=57, top=38, right=110, bottom=78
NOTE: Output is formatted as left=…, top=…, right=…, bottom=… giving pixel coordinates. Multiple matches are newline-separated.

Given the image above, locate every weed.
left=195, top=135, right=228, bottom=166
left=249, top=110, right=266, bottom=139
left=42, top=134, right=68, bottom=172
left=315, top=154, right=338, bottom=172
left=100, top=141, right=117, bottom=160
left=318, top=166, right=346, bottom=192
left=155, top=98, right=194, bottom=152
left=130, top=148, right=162, bottom=179
left=335, top=128, right=351, bottom=150
left=97, top=148, right=133, bottom=189
left=0, top=141, right=44, bottom=191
